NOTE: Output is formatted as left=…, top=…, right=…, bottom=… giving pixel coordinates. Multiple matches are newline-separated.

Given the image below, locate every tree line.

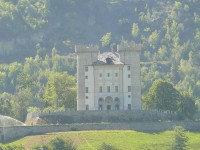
left=0, top=48, right=77, bottom=121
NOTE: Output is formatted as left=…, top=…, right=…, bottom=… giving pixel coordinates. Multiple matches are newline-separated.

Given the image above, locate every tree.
left=171, top=126, right=188, bottom=150
left=11, top=88, right=33, bottom=121
left=131, top=23, right=140, bottom=38
left=100, top=32, right=112, bottom=47
left=0, top=92, right=12, bottom=116
left=43, top=72, right=76, bottom=110
left=0, top=144, right=25, bottom=150
left=143, top=80, right=180, bottom=112
left=47, top=138, right=76, bottom=150
left=177, top=92, right=197, bottom=120
left=97, top=143, right=118, bottom=150
left=17, top=0, right=48, bottom=29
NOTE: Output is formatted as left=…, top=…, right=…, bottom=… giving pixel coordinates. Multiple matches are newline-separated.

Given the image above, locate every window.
left=128, top=95, right=131, bottom=98
left=128, top=86, right=131, bottom=92
left=115, top=73, right=118, bottom=77
left=85, top=76, right=88, bottom=79
left=86, top=96, right=88, bottom=99
left=115, top=86, right=118, bottom=92
left=85, top=87, right=88, bottom=93
left=127, top=66, right=130, bottom=70
left=99, top=73, right=102, bottom=78
left=107, top=73, right=110, bottom=77
left=86, top=105, right=89, bottom=110
left=99, top=86, right=102, bottom=93
left=115, top=97, right=119, bottom=102
left=128, top=74, right=131, bottom=78
left=128, top=104, right=131, bottom=110
left=99, top=98, right=103, bottom=102
left=107, top=86, right=110, bottom=92
left=85, top=66, right=88, bottom=72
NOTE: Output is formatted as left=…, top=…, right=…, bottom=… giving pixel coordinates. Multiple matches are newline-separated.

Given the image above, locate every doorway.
left=107, top=105, right=111, bottom=110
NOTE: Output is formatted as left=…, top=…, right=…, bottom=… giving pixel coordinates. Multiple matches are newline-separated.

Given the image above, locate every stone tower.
left=75, top=45, right=99, bottom=110
left=117, top=42, right=142, bottom=109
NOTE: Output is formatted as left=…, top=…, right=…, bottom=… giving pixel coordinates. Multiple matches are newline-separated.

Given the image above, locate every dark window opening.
left=86, top=105, right=89, bottom=110
left=85, top=87, right=88, bottom=93
left=128, top=104, right=131, bottom=110
left=107, top=105, right=111, bottom=110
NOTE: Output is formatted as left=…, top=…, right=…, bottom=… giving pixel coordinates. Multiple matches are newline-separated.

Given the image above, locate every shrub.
left=97, top=143, right=119, bottom=150
left=171, top=126, right=188, bottom=150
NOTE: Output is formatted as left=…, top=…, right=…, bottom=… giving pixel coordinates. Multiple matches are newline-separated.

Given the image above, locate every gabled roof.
left=94, top=52, right=123, bottom=65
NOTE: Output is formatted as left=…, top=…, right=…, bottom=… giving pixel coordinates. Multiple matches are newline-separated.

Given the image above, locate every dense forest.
left=0, top=0, right=200, bottom=121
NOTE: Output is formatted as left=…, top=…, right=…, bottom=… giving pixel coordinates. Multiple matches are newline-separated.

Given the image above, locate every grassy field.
left=7, top=130, right=200, bottom=149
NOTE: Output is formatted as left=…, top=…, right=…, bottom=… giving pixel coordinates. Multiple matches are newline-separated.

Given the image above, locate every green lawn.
left=7, top=130, right=200, bottom=150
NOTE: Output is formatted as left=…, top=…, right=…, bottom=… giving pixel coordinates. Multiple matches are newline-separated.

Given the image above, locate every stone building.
left=75, top=42, right=141, bottom=110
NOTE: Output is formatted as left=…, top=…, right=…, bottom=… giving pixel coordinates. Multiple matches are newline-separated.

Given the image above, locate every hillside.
left=0, top=0, right=199, bottom=61
left=0, top=0, right=200, bottom=121
left=7, top=130, right=200, bottom=149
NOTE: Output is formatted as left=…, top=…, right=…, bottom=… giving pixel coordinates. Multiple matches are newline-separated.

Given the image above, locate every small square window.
left=107, top=73, right=110, bottom=77
left=85, top=76, right=88, bottom=79
left=85, top=66, right=88, bottom=72
left=128, top=74, right=131, bottom=78
left=99, top=86, right=102, bottom=93
left=99, top=73, right=102, bottom=78
left=86, top=96, right=88, bottom=99
left=128, top=95, right=131, bottom=98
left=128, top=86, right=131, bottom=92
left=107, top=86, right=110, bottom=92
left=115, top=86, right=118, bottom=92
left=115, top=73, right=118, bottom=77
left=127, top=66, right=130, bottom=70
left=128, top=104, right=131, bottom=110
left=85, top=87, right=88, bottom=93
left=86, top=105, right=89, bottom=110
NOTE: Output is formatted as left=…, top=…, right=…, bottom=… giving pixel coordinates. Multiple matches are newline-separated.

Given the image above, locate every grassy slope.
left=9, top=130, right=200, bottom=150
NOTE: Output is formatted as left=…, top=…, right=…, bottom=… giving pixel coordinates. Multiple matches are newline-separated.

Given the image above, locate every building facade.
left=75, top=42, right=141, bottom=110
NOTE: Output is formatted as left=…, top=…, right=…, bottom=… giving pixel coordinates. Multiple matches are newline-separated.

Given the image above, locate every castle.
left=75, top=42, right=142, bottom=111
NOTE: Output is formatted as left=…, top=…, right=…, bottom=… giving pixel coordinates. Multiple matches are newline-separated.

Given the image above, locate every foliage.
left=171, top=126, right=188, bottom=150
left=97, top=143, right=119, bottom=150
left=100, top=32, right=112, bottom=47
left=143, top=80, right=197, bottom=119
left=177, top=92, right=197, bottom=120
left=0, top=92, right=12, bottom=116
left=47, top=138, right=76, bottom=150
left=11, top=88, right=33, bottom=121
left=43, top=72, right=76, bottom=109
left=0, top=0, right=199, bottom=120
left=0, top=144, right=25, bottom=150
left=143, top=80, right=180, bottom=112
left=131, top=23, right=140, bottom=38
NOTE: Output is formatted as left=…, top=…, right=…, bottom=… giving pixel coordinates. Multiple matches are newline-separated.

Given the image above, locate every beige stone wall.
left=117, top=42, right=142, bottom=109
left=75, top=45, right=99, bottom=110
left=93, top=65, right=124, bottom=110
left=1, top=121, right=200, bottom=143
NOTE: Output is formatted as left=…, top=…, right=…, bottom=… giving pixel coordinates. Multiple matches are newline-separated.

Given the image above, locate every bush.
left=171, top=126, right=188, bottom=150
left=47, top=138, right=76, bottom=150
left=0, top=144, right=25, bottom=150
left=97, top=143, right=119, bottom=150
